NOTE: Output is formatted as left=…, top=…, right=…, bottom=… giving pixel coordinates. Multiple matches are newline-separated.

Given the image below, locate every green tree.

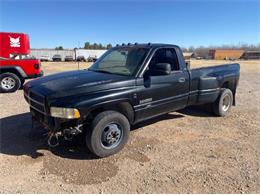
left=55, top=46, right=63, bottom=50
left=106, top=43, right=112, bottom=49
left=93, top=43, right=98, bottom=50
left=84, top=42, right=91, bottom=49
left=83, top=42, right=117, bottom=50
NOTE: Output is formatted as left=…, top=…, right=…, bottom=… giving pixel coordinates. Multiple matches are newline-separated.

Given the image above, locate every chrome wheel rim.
left=222, top=94, right=231, bottom=112
left=101, top=123, right=123, bottom=149
left=1, top=77, right=16, bottom=90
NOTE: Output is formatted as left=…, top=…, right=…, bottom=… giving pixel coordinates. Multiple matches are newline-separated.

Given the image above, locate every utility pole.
left=77, top=41, right=80, bottom=70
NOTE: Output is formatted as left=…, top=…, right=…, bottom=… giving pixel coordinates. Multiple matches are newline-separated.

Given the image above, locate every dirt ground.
left=0, top=60, right=259, bottom=193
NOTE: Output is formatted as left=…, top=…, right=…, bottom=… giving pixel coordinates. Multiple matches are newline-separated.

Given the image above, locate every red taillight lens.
left=34, top=63, right=40, bottom=69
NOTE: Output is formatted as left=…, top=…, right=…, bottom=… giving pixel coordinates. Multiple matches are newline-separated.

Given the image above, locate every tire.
left=86, top=111, right=130, bottom=157
left=20, top=79, right=25, bottom=86
left=0, top=72, right=21, bottom=93
left=213, top=88, right=233, bottom=116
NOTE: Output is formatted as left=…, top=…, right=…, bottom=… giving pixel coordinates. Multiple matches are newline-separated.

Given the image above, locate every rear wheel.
left=213, top=88, right=233, bottom=116
left=86, top=111, right=130, bottom=157
left=0, top=73, right=21, bottom=93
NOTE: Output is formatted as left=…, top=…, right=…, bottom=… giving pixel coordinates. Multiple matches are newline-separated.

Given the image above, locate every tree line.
left=55, top=43, right=260, bottom=57
left=83, top=42, right=112, bottom=50
left=55, top=42, right=113, bottom=50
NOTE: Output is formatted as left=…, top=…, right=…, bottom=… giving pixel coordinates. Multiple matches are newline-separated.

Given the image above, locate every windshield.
left=89, top=47, right=149, bottom=76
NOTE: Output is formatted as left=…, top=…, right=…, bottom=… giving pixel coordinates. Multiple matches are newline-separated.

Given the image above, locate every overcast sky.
left=1, top=0, right=259, bottom=48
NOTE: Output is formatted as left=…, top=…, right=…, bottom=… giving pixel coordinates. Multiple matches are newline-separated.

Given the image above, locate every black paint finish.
left=24, top=44, right=240, bottom=129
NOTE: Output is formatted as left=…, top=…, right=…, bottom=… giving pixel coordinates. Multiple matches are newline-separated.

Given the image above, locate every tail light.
left=34, top=63, right=40, bottom=69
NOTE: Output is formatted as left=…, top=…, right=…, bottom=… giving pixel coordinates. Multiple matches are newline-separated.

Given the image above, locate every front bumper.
left=30, top=107, right=79, bottom=132
left=24, top=87, right=79, bottom=131
left=25, top=70, right=44, bottom=79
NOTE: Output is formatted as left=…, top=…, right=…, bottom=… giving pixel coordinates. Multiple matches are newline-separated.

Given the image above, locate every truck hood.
left=25, top=70, right=133, bottom=98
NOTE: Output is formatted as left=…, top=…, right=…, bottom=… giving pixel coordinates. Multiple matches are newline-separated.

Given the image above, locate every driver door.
left=134, top=48, right=189, bottom=122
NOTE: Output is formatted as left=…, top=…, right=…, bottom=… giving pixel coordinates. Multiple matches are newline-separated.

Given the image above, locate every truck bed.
left=188, top=63, right=240, bottom=106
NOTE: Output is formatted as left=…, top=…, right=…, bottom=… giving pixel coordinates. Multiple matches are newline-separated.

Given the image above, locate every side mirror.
left=186, top=61, right=190, bottom=69
left=151, top=63, right=171, bottom=76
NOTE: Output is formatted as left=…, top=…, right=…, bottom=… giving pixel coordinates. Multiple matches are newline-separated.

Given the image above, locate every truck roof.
left=115, top=43, right=179, bottom=49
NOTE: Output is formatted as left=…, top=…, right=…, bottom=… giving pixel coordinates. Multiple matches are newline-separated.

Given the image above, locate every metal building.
left=241, top=51, right=260, bottom=60
left=209, top=49, right=244, bottom=60
left=31, top=49, right=75, bottom=60
left=75, top=49, right=106, bottom=59
left=30, top=49, right=107, bottom=61
left=183, top=52, right=195, bottom=59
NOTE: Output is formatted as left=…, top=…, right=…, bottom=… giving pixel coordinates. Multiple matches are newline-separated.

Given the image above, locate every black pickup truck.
left=24, top=43, right=240, bottom=157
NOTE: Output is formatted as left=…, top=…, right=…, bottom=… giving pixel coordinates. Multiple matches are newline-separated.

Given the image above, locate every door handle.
left=178, top=77, right=185, bottom=83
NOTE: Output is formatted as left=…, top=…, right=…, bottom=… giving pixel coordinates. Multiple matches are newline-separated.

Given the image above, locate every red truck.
left=0, top=32, right=43, bottom=92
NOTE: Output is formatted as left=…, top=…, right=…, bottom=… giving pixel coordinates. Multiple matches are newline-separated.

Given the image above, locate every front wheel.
left=213, top=88, right=233, bottom=116
left=86, top=111, right=130, bottom=157
left=0, top=73, right=21, bottom=93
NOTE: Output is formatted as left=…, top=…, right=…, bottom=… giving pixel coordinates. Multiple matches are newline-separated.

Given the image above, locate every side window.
left=165, top=49, right=180, bottom=71
left=148, top=48, right=180, bottom=71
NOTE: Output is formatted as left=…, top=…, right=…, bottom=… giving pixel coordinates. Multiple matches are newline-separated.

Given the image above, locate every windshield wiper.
left=88, top=68, right=113, bottom=74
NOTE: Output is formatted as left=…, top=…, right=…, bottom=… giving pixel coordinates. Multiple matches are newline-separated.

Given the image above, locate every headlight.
left=50, top=107, right=80, bottom=119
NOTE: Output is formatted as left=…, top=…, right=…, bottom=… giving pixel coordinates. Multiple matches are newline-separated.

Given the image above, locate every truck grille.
left=24, top=90, right=46, bottom=114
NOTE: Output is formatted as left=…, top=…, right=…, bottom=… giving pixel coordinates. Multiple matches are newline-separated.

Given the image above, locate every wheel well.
left=221, top=81, right=236, bottom=105
left=87, top=102, right=135, bottom=124
left=221, top=81, right=235, bottom=93
left=0, top=68, right=23, bottom=80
